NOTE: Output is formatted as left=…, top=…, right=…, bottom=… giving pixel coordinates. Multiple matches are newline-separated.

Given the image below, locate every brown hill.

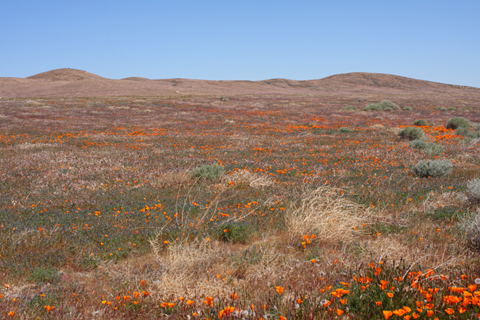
left=27, top=68, right=105, bottom=81
left=0, top=68, right=478, bottom=98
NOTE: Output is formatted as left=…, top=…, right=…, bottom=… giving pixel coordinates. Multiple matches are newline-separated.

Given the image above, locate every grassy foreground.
left=0, top=95, right=480, bottom=319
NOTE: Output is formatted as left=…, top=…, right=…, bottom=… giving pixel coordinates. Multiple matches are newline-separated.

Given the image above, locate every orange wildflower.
left=383, top=310, right=393, bottom=319
left=444, top=308, right=454, bottom=315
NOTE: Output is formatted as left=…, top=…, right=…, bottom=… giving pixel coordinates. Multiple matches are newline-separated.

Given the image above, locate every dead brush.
left=149, top=169, right=191, bottom=190
left=284, top=186, right=371, bottom=246
left=218, top=169, right=274, bottom=190
left=149, top=235, right=229, bottom=299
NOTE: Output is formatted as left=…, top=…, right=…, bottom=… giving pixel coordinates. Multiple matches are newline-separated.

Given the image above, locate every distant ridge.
left=0, top=68, right=478, bottom=98
left=27, top=68, right=105, bottom=81
left=121, top=77, right=150, bottom=81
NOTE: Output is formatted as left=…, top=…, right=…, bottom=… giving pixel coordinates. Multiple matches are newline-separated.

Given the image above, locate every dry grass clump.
left=149, top=236, right=229, bottom=299
left=149, top=170, right=191, bottom=189
left=284, top=186, right=371, bottom=245
left=221, top=169, right=274, bottom=188
left=421, top=191, right=466, bottom=212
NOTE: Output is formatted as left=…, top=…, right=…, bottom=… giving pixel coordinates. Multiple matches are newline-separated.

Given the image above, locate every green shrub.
left=413, top=119, right=428, bottom=126
left=339, top=127, right=352, bottom=133
left=438, top=107, right=447, bottom=111
left=448, top=107, right=456, bottom=111
left=363, top=103, right=382, bottom=111
left=466, top=132, right=480, bottom=141
left=343, top=105, right=356, bottom=111
left=412, top=160, right=452, bottom=178
left=220, top=96, right=229, bottom=102
left=466, top=178, right=480, bottom=205
left=403, top=106, right=413, bottom=111
left=446, top=117, right=471, bottom=130
left=378, top=100, right=400, bottom=110
left=398, top=127, right=424, bottom=140
left=218, top=221, right=251, bottom=243
left=456, top=126, right=470, bottom=136
left=424, top=142, right=445, bottom=156
left=364, top=101, right=400, bottom=111
left=27, top=267, right=60, bottom=285
left=192, top=164, right=224, bottom=180
left=410, top=139, right=427, bottom=149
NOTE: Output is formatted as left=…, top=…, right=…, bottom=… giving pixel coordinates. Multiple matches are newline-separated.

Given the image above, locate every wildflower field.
left=1, top=94, right=480, bottom=319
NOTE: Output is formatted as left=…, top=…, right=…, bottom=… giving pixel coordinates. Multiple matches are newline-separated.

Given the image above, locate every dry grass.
left=149, top=235, right=229, bottom=299
left=284, top=186, right=372, bottom=245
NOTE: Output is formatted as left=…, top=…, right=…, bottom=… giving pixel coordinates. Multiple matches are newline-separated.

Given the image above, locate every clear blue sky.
left=1, top=0, right=479, bottom=87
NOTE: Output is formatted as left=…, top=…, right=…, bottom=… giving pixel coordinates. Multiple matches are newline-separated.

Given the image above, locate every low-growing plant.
left=339, top=127, right=352, bottom=133
left=412, top=160, right=452, bottom=178
left=424, top=142, right=445, bottom=156
left=448, top=107, right=456, bottom=111
left=398, top=126, right=424, bottom=140
left=343, top=105, right=356, bottom=111
left=446, top=116, right=471, bottom=129
left=438, top=107, right=447, bottom=111
left=466, top=178, right=480, bottom=205
left=429, top=206, right=461, bottom=221
left=363, top=103, right=382, bottom=111
left=27, top=267, right=60, bottom=285
left=413, top=119, right=427, bottom=126
left=456, top=126, right=470, bottom=136
left=218, top=221, right=251, bottom=243
left=379, top=100, right=400, bottom=110
left=403, top=106, right=413, bottom=110
left=220, top=96, right=229, bottom=102
left=466, top=131, right=480, bottom=140
left=192, top=164, right=224, bottom=180
left=363, top=100, right=399, bottom=111
left=410, top=139, right=427, bottom=149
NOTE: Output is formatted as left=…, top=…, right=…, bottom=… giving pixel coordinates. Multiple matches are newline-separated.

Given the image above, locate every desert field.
left=1, top=70, right=480, bottom=319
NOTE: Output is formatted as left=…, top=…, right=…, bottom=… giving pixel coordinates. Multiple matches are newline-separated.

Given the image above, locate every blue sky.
left=1, top=1, right=479, bottom=87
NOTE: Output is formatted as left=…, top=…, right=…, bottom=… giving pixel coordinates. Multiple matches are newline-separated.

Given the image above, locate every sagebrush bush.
left=446, top=116, right=471, bottom=129
left=467, top=178, right=480, bottom=205
left=466, top=131, right=480, bottom=140
left=412, top=160, right=452, bottom=178
left=410, top=139, right=427, bottom=149
left=339, top=127, right=352, bottom=133
left=220, top=96, right=229, bottom=102
left=363, top=100, right=399, bottom=111
left=462, top=212, right=480, bottom=253
left=424, top=142, right=445, bottom=156
left=398, top=126, right=424, bottom=140
left=456, top=126, right=470, bottom=136
left=192, top=164, right=224, bottom=180
left=403, top=106, right=413, bottom=111
left=363, top=103, right=382, bottom=111
left=413, top=119, right=428, bottom=126
left=378, top=100, right=400, bottom=110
